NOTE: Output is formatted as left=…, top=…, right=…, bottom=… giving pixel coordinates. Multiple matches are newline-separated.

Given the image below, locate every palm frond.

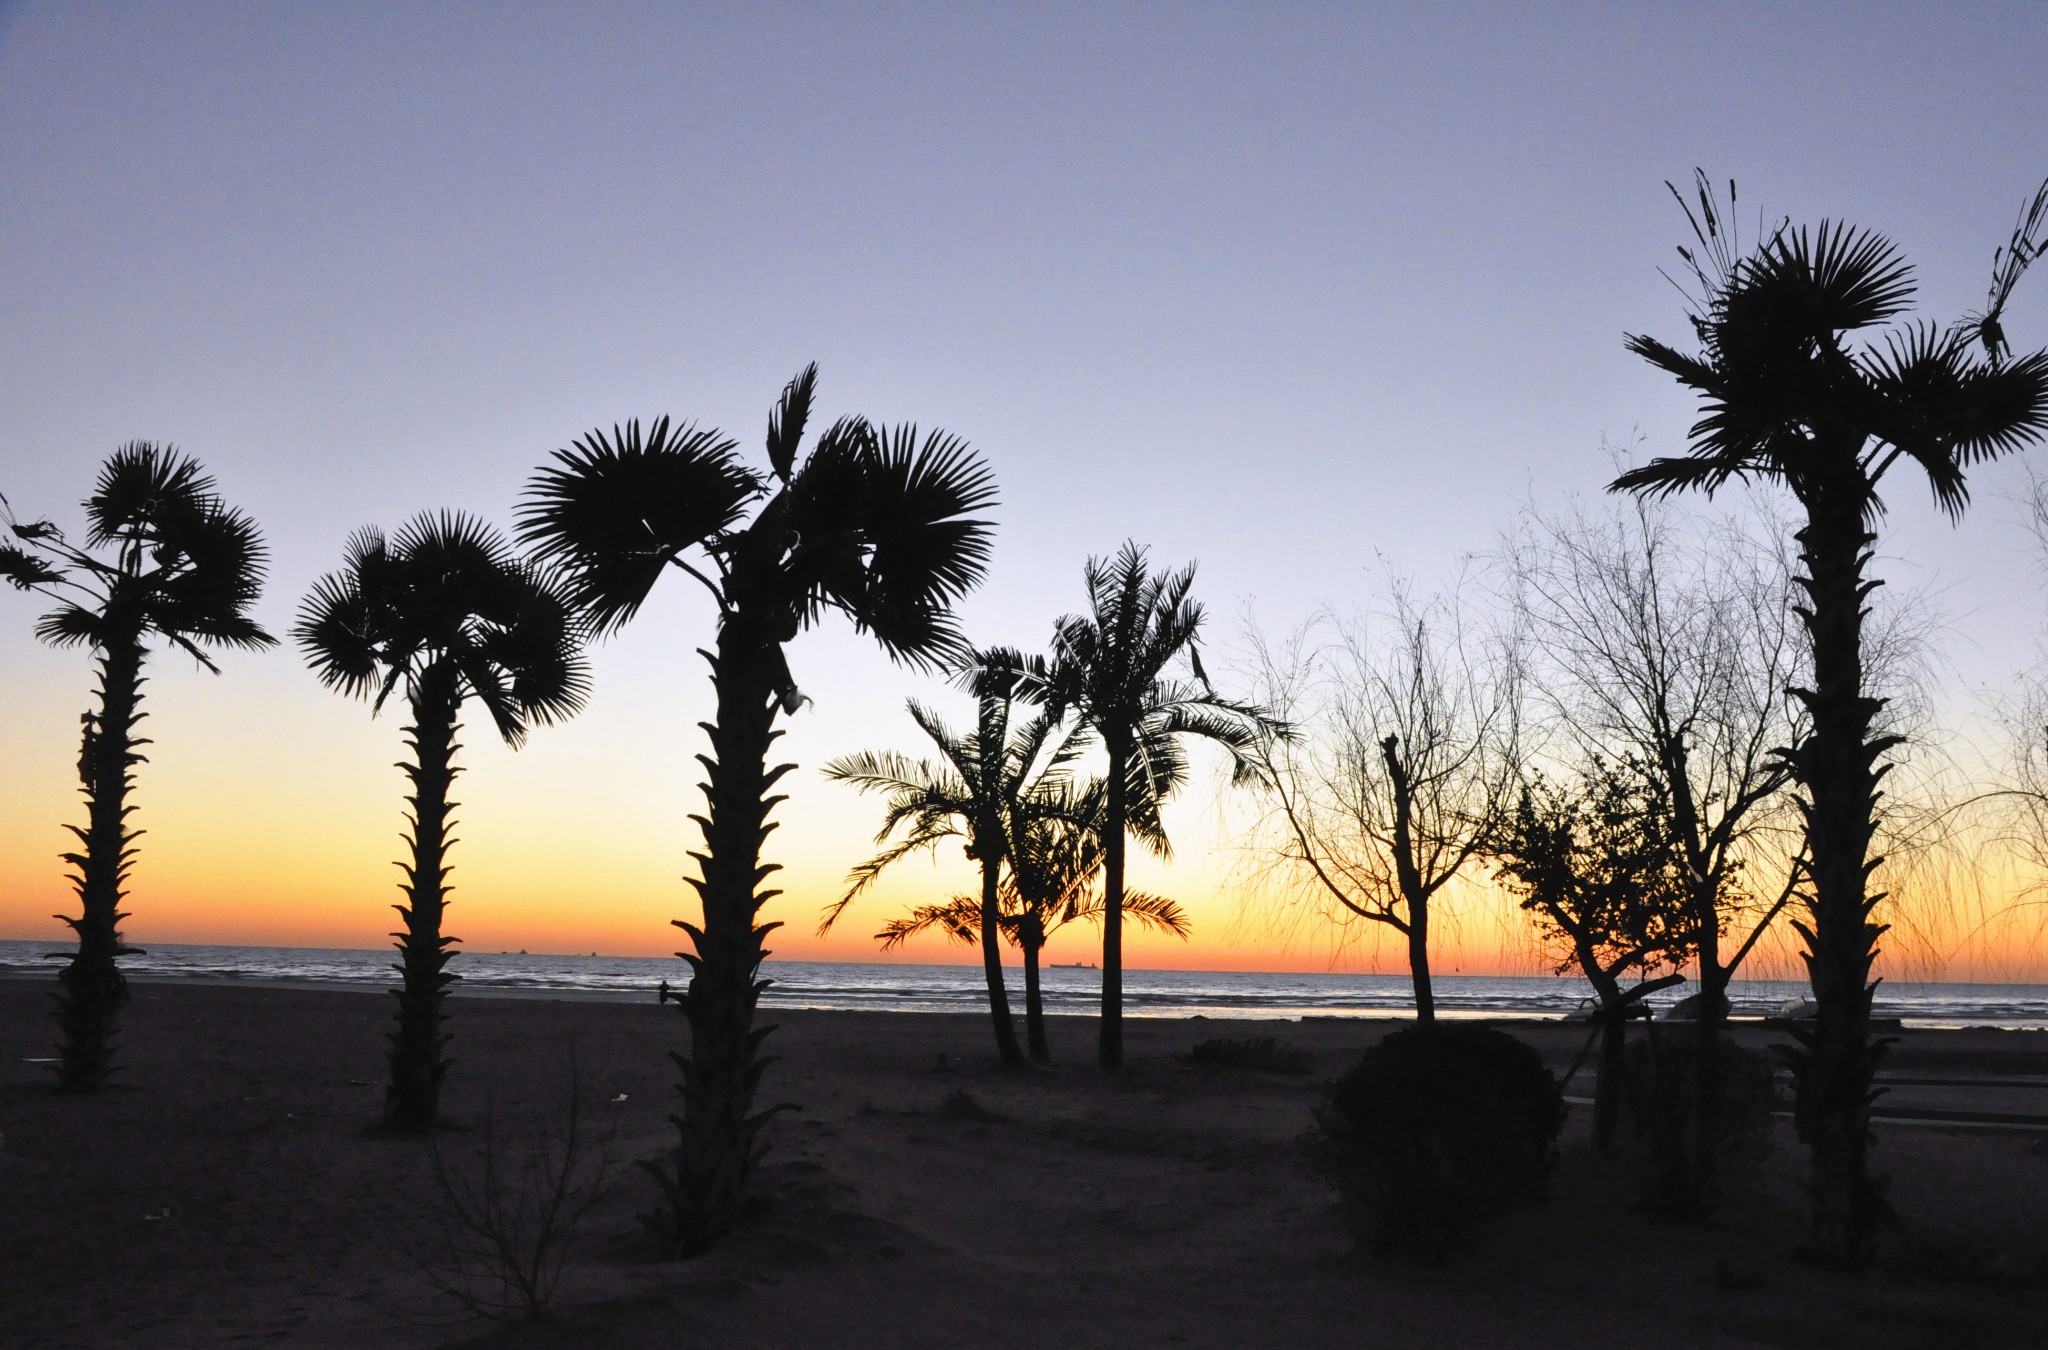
left=1610, top=452, right=1751, bottom=500
left=0, top=544, right=65, bottom=589
left=875, top=896, right=983, bottom=950
left=765, top=363, right=818, bottom=482
left=34, top=603, right=105, bottom=648
left=800, top=421, right=998, bottom=670
left=84, top=442, right=214, bottom=547
left=1739, top=219, right=1915, bottom=336
left=1061, top=888, right=1189, bottom=937
left=518, top=418, right=760, bottom=634
left=149, top=500, right=275, bottom=649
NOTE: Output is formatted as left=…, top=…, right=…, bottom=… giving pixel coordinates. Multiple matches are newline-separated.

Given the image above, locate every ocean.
left=4, top=940, right=2047, bottom=1029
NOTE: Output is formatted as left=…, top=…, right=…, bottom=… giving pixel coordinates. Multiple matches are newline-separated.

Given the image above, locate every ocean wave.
left=4, top=941, right=2046, bottom=1029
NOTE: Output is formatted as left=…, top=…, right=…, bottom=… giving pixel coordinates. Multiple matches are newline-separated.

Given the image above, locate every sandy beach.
left=3, top=977, right=2046, bottom=1349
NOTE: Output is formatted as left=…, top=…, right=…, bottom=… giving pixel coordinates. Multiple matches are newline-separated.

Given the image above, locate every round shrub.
left=1309, top=1024, right=1563, bottom=1260
left=1620, top=1033, right=1780, bottom=1211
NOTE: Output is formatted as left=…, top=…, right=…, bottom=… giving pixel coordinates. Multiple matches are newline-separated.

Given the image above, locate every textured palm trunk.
left=1788, top=479, right=1892, bottom=1267
left=1020, top=914, right=1049, bottom=1064
left=1383, top=736, right=1435, bottom=1026
left=1099, top=727, right=1129, bottom=1069
left=651, top=611, right=790, bottom=1253
left=976, top=847, right=1025, bottom=1065
left=386, top=662, right=462, bottom=1131
left=53, top=632, right=146, bottom=1091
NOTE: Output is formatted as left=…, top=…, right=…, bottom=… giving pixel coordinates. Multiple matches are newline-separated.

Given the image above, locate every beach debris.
left=611, top=1092, right=628, bottom=1103
left=142, top=1207, right=171, bottom=1222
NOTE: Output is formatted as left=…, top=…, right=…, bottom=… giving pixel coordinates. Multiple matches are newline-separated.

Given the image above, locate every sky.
left=5, top=2, right=2048, bottom=977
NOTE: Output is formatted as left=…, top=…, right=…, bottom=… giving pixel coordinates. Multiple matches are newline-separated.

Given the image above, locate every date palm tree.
left=295, top=512, right=587, bottom=1131
left=519, top=365, right=996, bottom=1252
left=818, top=666, right=1070, bottom=1066
left=0, top=444, right=274, bottom=1090
left=880, top=785, right=1186, bottom=1063
left=1001, top=543, right=1277, bottom=1068
left=1612, top=175, right=2048, bottom=1264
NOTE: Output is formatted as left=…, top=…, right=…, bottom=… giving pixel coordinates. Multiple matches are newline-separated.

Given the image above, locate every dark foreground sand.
left=3, top=979, right=2046, bottom=1349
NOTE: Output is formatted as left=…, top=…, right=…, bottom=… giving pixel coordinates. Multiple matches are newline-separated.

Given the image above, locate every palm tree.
left=295, top=512, right=587, bottom=1131
left=1612, top=175, right=2048, bottom=1264
left=1004, top=543, right=1276, bottom=1068
left=518, top=365, right=996, bottom=1252
left=818, top=668, right=1070, bottom=1066
left=0, top=444, right=274, bottom=1090
left=880, top=786, right=1186, bottom=1063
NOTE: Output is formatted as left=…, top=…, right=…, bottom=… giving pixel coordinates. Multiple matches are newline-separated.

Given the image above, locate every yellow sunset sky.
left=6, top=7, right=2048, bottom=986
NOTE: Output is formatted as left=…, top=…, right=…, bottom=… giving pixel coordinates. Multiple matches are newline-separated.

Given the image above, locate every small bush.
left=401, top=1070, right=617, bottom=1326
left=1185, top=1035, right=1312, bottom=1074
left=1310, top=1024, right=1562, bottom=1260
left=1620, top=1033, right=1779, bottom=1212
left=937, top=1089, right=999, bottom=1121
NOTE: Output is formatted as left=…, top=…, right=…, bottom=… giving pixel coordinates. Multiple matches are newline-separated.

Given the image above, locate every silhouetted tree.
left=1004, top=544, right=1272, bottom=1068
left=519, top=365, right=995, bottom=1251
left=296, top=513, right=587, bottom=1130
left=818, top=665, right=1072, bottom=1066
left=1504, top=494, right=1806, bottom=1203
left=0, top=445, right=274, bottom=1090
left=1495, top=763, right=1697, bottom=1153
left=1613, top=173, right=2048, bottom=1264
left=1247, top=585, right=1519, bottom=1025
left=878, top=780, right=1185, bottom=1062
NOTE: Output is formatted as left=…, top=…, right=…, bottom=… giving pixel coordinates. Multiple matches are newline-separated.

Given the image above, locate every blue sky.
left=4, top=2, right=2046, bottom=969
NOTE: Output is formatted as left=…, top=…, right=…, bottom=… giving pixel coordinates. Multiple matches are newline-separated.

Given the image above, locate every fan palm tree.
left=1612, top=175, right=2048, bottom=1265
left=879, top=784, right=1184, bottom=1062
left=1000, top=543, right=1277, bottom=1068
left=818, top=667, right=1070, bottom=1066
left=0, top=444, right=274, bottom=1090
left=295, top=512, right=587, bottom=1131
left=518, top=365, right=996, bottom=1252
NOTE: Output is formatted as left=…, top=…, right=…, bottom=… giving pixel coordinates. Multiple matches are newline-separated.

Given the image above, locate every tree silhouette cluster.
left=5, top=174, right=2048, bottom=1277
left=818, top=546, right=1276, bottom=1068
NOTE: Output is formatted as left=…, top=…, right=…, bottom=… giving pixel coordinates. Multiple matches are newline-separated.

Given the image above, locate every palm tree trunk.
left=1789, top=480, right=1893, bottom=1267
left=654, top=612, right=791, bottom=1253
left=386, top=662, right=461, bottom=1131
left=1099, top=728, right=1129, bottom=1068
left=53, top=632, right=146, bottom=1091
left=1022, top=914, right=1049, bottom=1064
left=977, top=851, right=1025, bottom=1065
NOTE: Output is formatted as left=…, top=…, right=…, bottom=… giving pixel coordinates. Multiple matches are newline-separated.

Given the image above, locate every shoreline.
left=8, top=968, right=2048, bottom=1033
left=8, top=970, right=2048, bottom=1033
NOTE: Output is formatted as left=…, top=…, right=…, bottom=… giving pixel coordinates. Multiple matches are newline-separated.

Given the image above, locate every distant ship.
left=1052, top=962, right=1098, bottom=970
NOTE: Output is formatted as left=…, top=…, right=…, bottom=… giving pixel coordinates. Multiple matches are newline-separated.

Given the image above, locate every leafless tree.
left=1243, top=580, right=1520, bottom=1024
left=1500, top=493, right=1805, bottom=1208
